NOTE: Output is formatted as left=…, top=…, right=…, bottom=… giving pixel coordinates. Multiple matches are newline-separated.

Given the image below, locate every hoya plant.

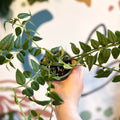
left=0, top=12, right=120, bottom=120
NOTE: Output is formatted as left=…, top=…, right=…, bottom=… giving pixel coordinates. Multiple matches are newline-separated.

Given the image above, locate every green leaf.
left=31, top=59, right=39, bottom=72
left=44, top=49, right=54, bottom=61
left=15, top=27, right=22, bottom=36
left=86, top=56, right=94, bottom=71
left=28, top=47, right=36, bottom=55
left=27, top=113, right=31, bottom=120
left=0, top=33, right=13, bottom=50
left=23, top=71, right=32, bottom=78
left=37, top=76, right=45, bottom=85
left=51, top=46, right=60, bottom=54
left=108, top=30, right=116, bottom=43
left=22, top=38, right=29, bottom=50
left=14, top=36, right=22, bottom=49
left=79, top=41, right=91, bottom=52
left=7, top=35, right=14, bottom=51
left=32, top=36, right=42, bottom=41
left=47, top=91, right=63, bottom=102
left=16, top=69, right=26, bottom=85
left=31, top=110, right=37, bottom=117
left=22, top=87, right=34, bottom=96
left=90, top=39, right=99, bottom=49
left=20, top=50, right=26, bottom=56
left=63, top=64, right=72, bottom=69
left=53, top=76, right=60, bottom=80
left=111, top=47, right=120, bottom=59
left=70, top=43, right=80, bottom=54
left=9, top=62, right=15, bottom=69
left=17, top=13, right=31, bottom=19
left=115, top=31, right=120, bottom=42
left=96, top=31, right=108, bottom=46
left=52, top=100, right=63, bottom=105
left=98, top=49, right=110, bottom=64
left=39, top=117, right=44, bottom=120
left=0, top=55, right=5, bottom=65
left=112, top=75, right=120, bottom=82
left=34, top=48, right=41, bottom=56
left=31, top=81, right=39, bottom=91
left=17, top=52, right=24, bottom=63
left=6, top=53, right=13, bottom=59
left=95, top=69, right=112, bottom=78
left=33, top=100, right=51, bottom=106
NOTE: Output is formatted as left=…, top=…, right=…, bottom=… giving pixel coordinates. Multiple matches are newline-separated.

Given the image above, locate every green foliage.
left=98, top=49, right=110, bottom=64
left=96, top=31, right=108, bottom=46
left=79, top=41, right=91, bottom=52
left=16, top=69, right=26, bottom=85
left=70, top=42, right=80, bottom=54
left=90, top=39, right=99, bottom=49
left=31, top=59, right=39, bottom=72
left=1, top=12, right=120, bottom=120
left=22, top=87, right=34, bottom=96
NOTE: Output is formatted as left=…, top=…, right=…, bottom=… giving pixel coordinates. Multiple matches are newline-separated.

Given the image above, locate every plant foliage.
left=1, top=12, right=120, bottom=119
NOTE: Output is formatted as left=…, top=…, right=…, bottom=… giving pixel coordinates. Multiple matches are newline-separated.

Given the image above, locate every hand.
left=52, top=66, right=83, bottom=120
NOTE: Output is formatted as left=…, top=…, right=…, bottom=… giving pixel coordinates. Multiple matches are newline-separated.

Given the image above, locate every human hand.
left=52, top=66, right=83, bottom=120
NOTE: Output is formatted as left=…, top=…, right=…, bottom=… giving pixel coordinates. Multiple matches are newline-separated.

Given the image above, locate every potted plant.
left=0, top=12, right=120, bottom=120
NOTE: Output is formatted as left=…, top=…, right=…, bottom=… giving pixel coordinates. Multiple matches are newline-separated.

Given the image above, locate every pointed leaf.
left=37, top=76, right=45, bottom=85
left=112, top=47, right=120, bottom=59
left=7, top=36, right=14, bottom=51
left=115, top=31, right=120, bottom=42
left=9, top=62, right=15, bottom=69
left=96, top=31, right=108, bottom=46
left=70, top=43, right=80, bottom=54
left=23, top=71, right=32, bottom=78
left=32, top=36, right=42, bottom=41
left=31, top=81, right=39, bottom=91
left=6, top=53, right=13, bottom=59
left=34, top=48, right=41, bottom=56
left=63, top=64, right=72, bottom=69
left=34, top=100, right=51, bottom=106
left=86, top=56, right=94, bottom=71
left=47, top=91, right=63, bottom=102
left=95, top=69, right=112, bottom=78
left=0, top=34, right=13, bottom=50
left=98, top=49, right=110, bottom=64
left=16, top=69, right=26, bottom=85
left=17, top=52, right=24, bottom=63
left=51, top=46, right=60, bottom=53
left=22, top=38, right=29, bottom=50
left=90, top=39, right=99, bottom=49
left=31, top=59, right=39, bottom=72
left=17, top=13, right=31, bottom=19
left=14, top=36, right=22, bottom=49
left=108, top=30, right=116, bottom=43
left=0, top=55, right=5, bottom=65
left=79, top=42, right=91, bottom=52
left=112, top=75, right=120, bottom=82
left=22, top=87, right=34, bottom=96
left=31, top=110, right=37, bottom=117
left=15, top=27, right=22, bottom=36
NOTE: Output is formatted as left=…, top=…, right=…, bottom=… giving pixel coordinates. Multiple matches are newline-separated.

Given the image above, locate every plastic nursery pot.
left=40, top=51, right=72, bottom=81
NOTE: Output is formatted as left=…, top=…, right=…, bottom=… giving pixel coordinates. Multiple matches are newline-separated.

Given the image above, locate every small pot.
left=40, top=51, right=72, bottom=81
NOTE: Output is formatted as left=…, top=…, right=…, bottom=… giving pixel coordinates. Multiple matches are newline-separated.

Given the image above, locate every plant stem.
left=69, top=42, right=120, bottom=60
left=18, top=102, right=27, bottom=120
left=50, top=103, right=53, bottom=120
left=95, top=63, right=120, bottom=73
left=13, top=70, right=40, bottom=89
left=38, top=104, right=49, bottom=117
left=19, top=96, right=27, bottom=103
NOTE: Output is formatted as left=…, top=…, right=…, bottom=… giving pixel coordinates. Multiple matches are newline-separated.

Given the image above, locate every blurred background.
left=0, top=0, right=120, bottom=119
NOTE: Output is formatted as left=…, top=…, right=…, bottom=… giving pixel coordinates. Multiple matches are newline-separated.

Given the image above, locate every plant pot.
left=40, top=51, right=72, bottom=81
